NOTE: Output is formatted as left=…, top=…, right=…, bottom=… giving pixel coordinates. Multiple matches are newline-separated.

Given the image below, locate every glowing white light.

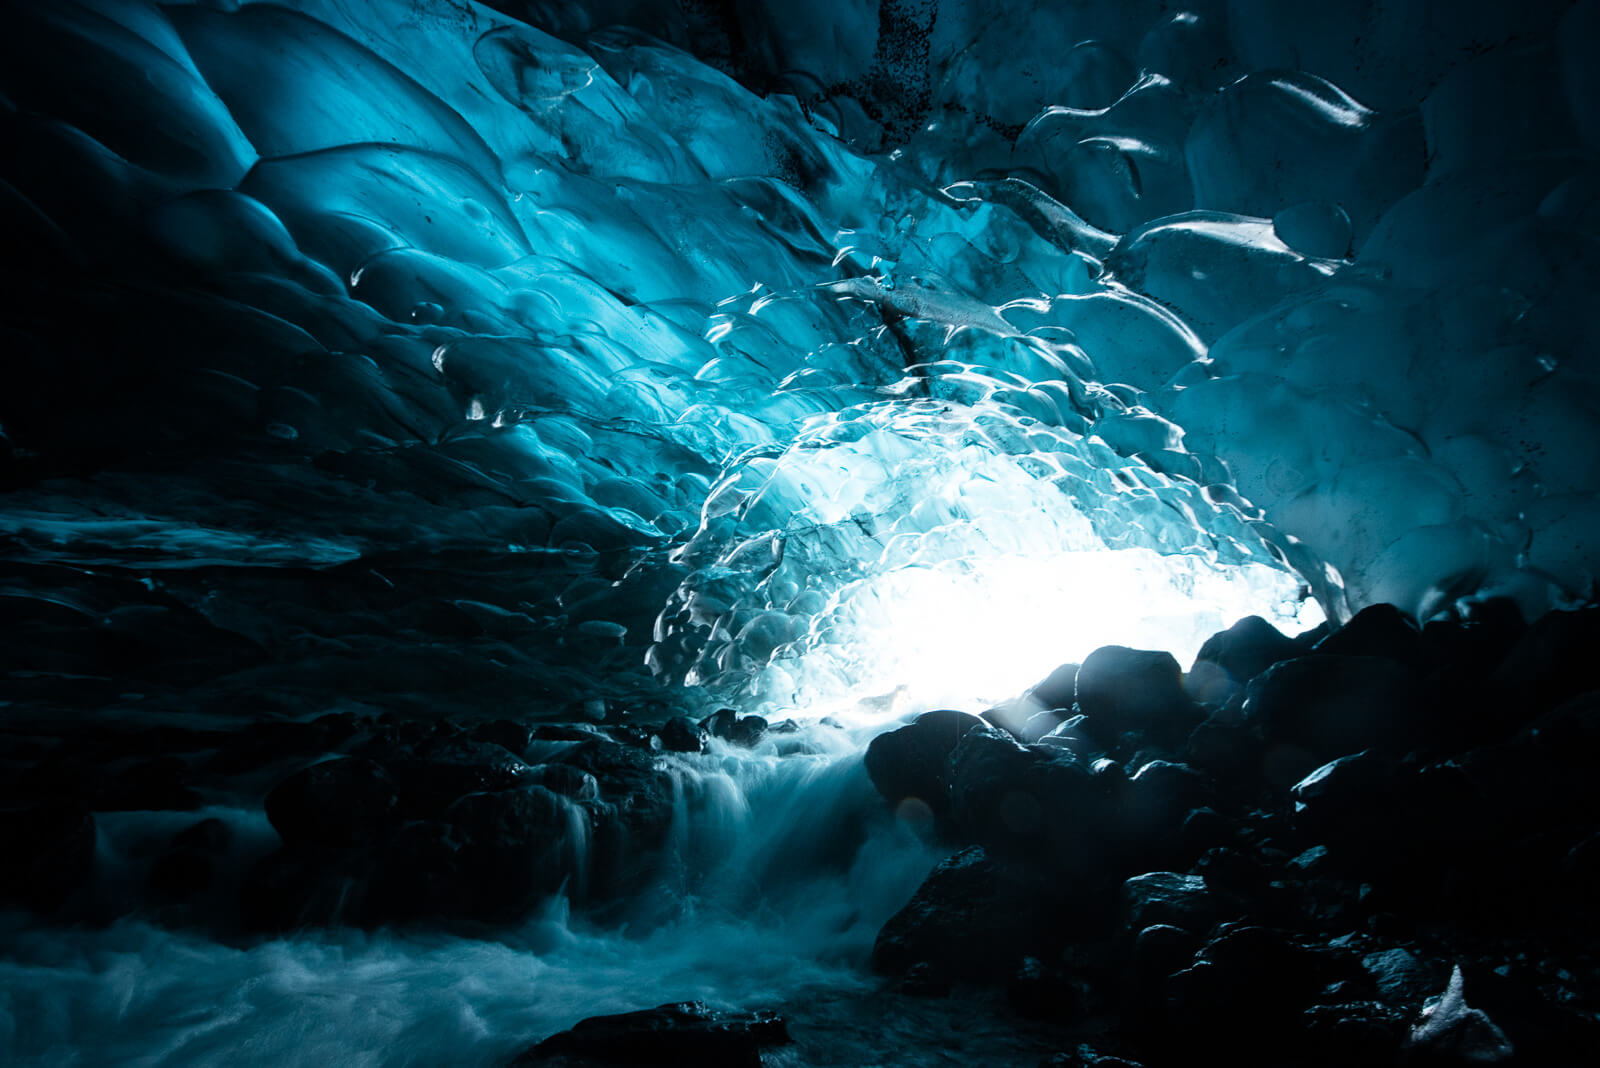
left=715, top=416, right=1323, bottom=725
left=749, top=548, right=1320, bottom=724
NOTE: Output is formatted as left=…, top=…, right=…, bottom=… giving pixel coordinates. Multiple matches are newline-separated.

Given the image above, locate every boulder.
left=513, top=1001, right=788, bottom=1067
left=1188, top=616, right=1301, bottom=704
left=872, top=846, right=1041, bottom=983
left=382, top=738, right=537, bottom=817
left=1076, top=646, right=1202, bottom=746
left=265, top=757, right=401, bottom=848
left=1245, top=655, right=1428, bottom=785
left=655, top=715, right=708, bottom=753
left=1290, top=750, right=1401, bottom=858
left=1489, top=607, right=1600, bottom=726
left=1313, top=603, right=1425, bottom=669
left=442, top=784, right=586, bottom=917
left=1122, top=872, right=1217, bottom=933
left=863, top=709, right=986, bottom=823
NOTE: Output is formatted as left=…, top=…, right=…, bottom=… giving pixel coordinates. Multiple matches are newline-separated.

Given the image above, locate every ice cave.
left=1, top=0, right=1598, bottom=1064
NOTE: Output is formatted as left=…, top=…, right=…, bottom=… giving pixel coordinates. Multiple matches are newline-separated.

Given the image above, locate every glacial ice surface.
left=2, top=0, right=1598, bottom=716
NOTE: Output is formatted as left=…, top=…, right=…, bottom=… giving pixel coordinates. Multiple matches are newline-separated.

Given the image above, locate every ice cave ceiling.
left=1, top=0, right=1597, bottom=718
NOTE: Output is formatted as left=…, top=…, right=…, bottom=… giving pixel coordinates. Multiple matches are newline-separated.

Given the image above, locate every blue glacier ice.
left=2, top=0, right=1598, bottom=1064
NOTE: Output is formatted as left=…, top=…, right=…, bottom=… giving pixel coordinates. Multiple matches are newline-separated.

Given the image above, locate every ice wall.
left=1, top=0, right=1595, bottom=715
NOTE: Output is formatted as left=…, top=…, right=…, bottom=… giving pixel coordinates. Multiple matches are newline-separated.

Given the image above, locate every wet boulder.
left=1029, top=662, right=1082, bottom=712
left=1245, top=655, right=1428, bottom=786
left=1108, top=760, right=1212, bottom=866
left=698, top=709, right=769, bottom=748
left=1188, top=615, right=1301, bottom=705
left=555, top=739, right=675, bottom=896
left=1313, top=603, right=1425, bottom=670
left=949, top=728, right=1108, bottom=869
left=1489, top=607, right=1600, bottom=730
left=264, top=757, right=401, bottom=848
left=864, top=709, right=986, bottom=825
left=655, top=715, right=708, bottom=753
left=1122, top=872, right=1217, bottom=934
left=1076, top=646, right=1202, bottom=749
left=1290, top=750, right=1402, bottom=859
left=377, top=738, right=536, bottom=817
left=441, top=784, right=587, bottom=918
left=872, top=846, right=1042, bottom=984
left=241, top=845, right=376, bottom=930
left=513, top=1001, right=788, bottom=1067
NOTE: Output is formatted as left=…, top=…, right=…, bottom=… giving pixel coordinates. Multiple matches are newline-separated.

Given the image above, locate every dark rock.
left=1301, top=1000, right=1408, bottom=1066
left=531, top=724, right=604, bottom=743
left=0, top=802, right=96, bottom=912
left=1109, top=761, right=1211, bottom=861
left=655, top=715, right=708, bottom=753
left=1313, top=603, right=1424, bottom=669
left=1076, top=645, right=1201, bottom=746
left=1008, top=956, right=1081, bottom=1019
left=265, top=757, right=401, bottom=848
left=206, top=719, right=333, bottom=775
left=949, top=729, right=1110, bottom=869
left=898, top=961, right=951, bottom=997
left=1127, top=924, right=1199, bottom=1010
left=1290, top=750, right=1401, bottom=858
left=1489, top=607, right=1600, bottom=726
left=872, top=846, right=1039, bottom=982
left=1040, top=1046, right=1144, bottom=1067
left=1174, top=807, right=1235, bottom=862
left=525, top=763, right=600, bottom=801
left=1188, top=615, right=1301, bottom=704
left=1245, top=655, right=1427, bottom=785
left=698, top=708, right=738, bottom=739
left=726, top=715, right=768, bottom=748
left=555, top=740, right=674, bottom=896
left=468, top=718, right=534, bottom=757
left=366, top=820, right=468, bottom=922
left=1362, top=947, right=1447, bottom=1005
left=241, top=845, right=375, bottom=930
left=863, top=709, right=986, bottom=823
left=1184, top=717, right=1261, bottom=779
left=1036, top=714, right=1100, bottom=759
left=381, top=739, right=536, bottom=817
left=443, top=785, right=586, bottom=917
left=513, top=1001, right=788, bottom=1067
left=1021, top=708, right=1067, bottom=743
left=1122, top=872, right=1216, bottom=933
left=1029, top=663, right=1081, bottom=711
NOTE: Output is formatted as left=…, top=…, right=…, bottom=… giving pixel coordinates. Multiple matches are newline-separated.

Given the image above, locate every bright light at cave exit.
left=737, top=423, right=1325, bottom=724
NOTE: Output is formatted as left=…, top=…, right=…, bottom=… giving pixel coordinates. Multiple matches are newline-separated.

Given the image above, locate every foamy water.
left=1, top=728, right=957, bottom=1066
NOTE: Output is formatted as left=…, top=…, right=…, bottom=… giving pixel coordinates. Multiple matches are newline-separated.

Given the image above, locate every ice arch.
left=1, top=0, right=1595, bottom=718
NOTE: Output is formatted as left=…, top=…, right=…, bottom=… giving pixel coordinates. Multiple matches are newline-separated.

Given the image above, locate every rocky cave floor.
left=4, top=600, right=1600, bottom=1066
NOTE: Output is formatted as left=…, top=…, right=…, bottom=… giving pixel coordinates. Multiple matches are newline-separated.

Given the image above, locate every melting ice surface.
left=2, top=0, right=1598, bottom=1063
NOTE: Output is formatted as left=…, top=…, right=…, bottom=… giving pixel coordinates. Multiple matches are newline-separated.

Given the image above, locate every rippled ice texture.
left=4, top=0, right=1597, bottom=715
